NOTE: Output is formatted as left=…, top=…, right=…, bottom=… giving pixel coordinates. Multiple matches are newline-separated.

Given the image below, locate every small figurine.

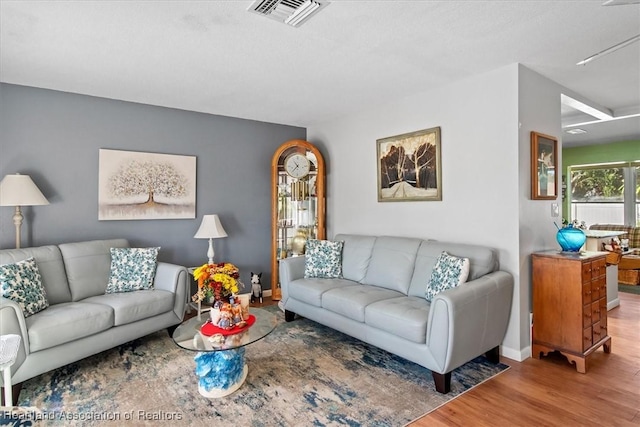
left=231, top=304, right=246, bottom=328
left=217, top=303, right=233, bottom=329
left=251, top=272, right=263, bottom=304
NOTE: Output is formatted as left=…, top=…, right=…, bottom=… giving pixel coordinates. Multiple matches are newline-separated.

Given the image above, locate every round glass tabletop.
left=172, top=307, right=278, bottom=352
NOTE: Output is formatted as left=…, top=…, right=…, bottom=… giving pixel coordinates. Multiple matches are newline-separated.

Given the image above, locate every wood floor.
left=412, top=291, right=640, bottom=427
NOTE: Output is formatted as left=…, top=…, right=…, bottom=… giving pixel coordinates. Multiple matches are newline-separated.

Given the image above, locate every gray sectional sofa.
left=279, top=234, right=513, bottom=393
left=0, top=239, right=188, bottom=389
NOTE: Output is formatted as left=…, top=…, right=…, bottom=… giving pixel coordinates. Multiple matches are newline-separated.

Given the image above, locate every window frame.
left=568, top=161, right=640, bottom=226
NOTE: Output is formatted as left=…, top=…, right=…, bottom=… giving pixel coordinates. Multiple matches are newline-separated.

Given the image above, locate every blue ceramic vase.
left=556, top=225, right=586, bottom=252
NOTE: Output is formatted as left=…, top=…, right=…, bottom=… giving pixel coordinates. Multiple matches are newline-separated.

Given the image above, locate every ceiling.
left=1, top=1, right=639, bottom=147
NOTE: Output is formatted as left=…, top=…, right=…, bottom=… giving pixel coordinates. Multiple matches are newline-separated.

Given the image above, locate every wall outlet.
left=551, top=203, right=559, bottom=217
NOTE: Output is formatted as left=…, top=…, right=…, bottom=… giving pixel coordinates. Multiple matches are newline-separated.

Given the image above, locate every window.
left=569, top=161, right=640, bottom=227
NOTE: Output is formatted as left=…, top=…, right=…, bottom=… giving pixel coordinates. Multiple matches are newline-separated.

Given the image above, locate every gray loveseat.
left=0, top=239, right=188, bottom=390
left=279, top=234, right=513, bottom=393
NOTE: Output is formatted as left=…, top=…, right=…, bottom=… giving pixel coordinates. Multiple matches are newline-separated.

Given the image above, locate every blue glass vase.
left=556, top=226, right=586, bottom=252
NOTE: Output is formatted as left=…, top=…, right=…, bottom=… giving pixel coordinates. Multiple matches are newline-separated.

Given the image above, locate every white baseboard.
left=263, top=289, right=272, bottom=297
left=501, top=345, right=530, bottom=362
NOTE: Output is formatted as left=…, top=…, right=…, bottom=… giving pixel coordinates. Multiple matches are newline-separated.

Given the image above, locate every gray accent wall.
left=0, top=83, right=306, bottom=291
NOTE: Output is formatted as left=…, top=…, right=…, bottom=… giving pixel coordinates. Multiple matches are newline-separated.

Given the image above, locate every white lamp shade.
left=194, top=214, right=228, bottom=239
left=0, top=174, right=49, bottom=206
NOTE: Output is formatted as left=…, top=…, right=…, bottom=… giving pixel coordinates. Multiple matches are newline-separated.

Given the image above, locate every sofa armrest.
left=0, top=297, right=30, bottom=379
left=426, top=270, right=513, bottom=374
left=278, top=256, right=306, bottom=302
left=153, top=262, right=189, bottom=320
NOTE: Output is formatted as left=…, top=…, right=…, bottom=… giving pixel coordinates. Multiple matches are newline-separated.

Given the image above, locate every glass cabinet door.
left=271, top=140, right=325, bottom=300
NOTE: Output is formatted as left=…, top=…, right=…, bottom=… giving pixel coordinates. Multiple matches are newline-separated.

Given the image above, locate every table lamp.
left=0, top=173, right=50, bottom=249
left=194, top=214, right=227, bottom=264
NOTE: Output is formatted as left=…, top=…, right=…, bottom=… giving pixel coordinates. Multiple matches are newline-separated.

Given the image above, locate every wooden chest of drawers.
left=532, top=251, right=612, bottom=373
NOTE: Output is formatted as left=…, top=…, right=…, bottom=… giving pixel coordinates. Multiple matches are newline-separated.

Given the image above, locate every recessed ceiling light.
left=566, top=129, right=588, bottom=135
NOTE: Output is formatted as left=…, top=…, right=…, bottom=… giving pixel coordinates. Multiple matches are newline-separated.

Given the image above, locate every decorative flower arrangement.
left=561, top=218, right=587, bottom=230
left=192, top=262, right=240, bottom=304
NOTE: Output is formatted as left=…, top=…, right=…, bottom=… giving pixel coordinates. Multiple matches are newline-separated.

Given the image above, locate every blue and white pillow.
left=105, top=247, right=160, bottom=294
left=304, top=240, right=344, bottom=279
left=0, top=257, right=49, bottom=317
left=425, top=251, right=470, bottom=301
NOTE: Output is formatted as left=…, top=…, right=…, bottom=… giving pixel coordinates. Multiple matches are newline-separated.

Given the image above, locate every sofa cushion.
left=83, top=290, right=174, bottom=326
left=322, top=285, right=404, bottom=322
left=334, top=234, right=377, bottom=282
left=105, top=247, right=160, bottom=293
left=365, top=296, right=430, bottom=344
left=25, top=301, right=114, bottom=351
left=425, top=252, right=470, bottom=301
left=407, top=240, right=498, bottom=298
left=59, top=239, right=129, bottom=301
left=0, top=257, right=49, bottom=317
left=362, top=236, right=422, bottom=294
left=288, top=278, right=357, bottom=308
left=0, top=245, right=71, bottom=304
left=304, top=240, right=344, bottom=279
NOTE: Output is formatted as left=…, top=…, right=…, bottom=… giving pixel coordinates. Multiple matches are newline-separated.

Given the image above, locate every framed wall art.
left=530, top=131, right=558, bottom=200
left=377, top=126, right=441, bottom=202
left=98, top=149, right=196, bottom=220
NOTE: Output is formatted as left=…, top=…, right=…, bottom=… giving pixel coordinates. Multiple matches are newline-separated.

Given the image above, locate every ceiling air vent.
left=248, top=0, right=328, bottom=27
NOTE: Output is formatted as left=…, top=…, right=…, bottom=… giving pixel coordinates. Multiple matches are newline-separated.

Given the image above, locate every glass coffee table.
left=172, top=307, right=277, bottom=398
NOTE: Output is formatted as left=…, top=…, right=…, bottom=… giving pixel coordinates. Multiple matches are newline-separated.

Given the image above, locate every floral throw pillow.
left=0, top=257, right=49, bottom=317
left=425, top=251, right=470, bottom=301
left=105, top=247, right=160, bottom=294
left=304, top=240, right=344, bottom=279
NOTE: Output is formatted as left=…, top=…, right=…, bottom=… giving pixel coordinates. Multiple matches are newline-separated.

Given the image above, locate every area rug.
left=618, top=283, right=640, bottom=295
left=15, top=308, right=508, bottom=426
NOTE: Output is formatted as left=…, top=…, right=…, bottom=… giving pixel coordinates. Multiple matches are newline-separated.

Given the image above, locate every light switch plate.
left=551, top=203, right=559, bottom=217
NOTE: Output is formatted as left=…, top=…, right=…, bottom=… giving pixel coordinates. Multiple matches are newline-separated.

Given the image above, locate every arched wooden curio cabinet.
left=271, top=140, right=326, bottom=300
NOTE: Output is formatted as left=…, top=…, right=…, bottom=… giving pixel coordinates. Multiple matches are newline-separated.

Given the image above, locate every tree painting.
left=377, top=127, right=441, bottom=201
left=98, top=149, right=196, bottom=220
left=108, top=160, right=188, bottom=205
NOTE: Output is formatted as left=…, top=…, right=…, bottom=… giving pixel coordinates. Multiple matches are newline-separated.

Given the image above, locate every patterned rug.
left=14, top=307, right=508, bottom=426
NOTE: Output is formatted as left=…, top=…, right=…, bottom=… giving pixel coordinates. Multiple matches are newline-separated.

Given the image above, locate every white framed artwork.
left=99, top=149, right=196, bottom=220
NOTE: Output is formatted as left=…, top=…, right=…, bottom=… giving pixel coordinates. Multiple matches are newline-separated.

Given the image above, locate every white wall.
left=517, top=65, right=564, bottom=356
left=307, top=64, right=524, bottom=358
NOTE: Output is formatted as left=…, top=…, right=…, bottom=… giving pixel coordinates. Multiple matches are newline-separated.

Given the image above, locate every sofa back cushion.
left=407, top=241, right=499, bottom=297
left=334, top=234, right=377, bottom=282
left=59, top=239, right=129, bottom=301
left=0, top=245, right=72, bottom=304
left=362, top=236, right=422, bottom=294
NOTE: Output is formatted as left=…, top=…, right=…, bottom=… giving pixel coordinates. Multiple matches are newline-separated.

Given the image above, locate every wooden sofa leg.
left=485, top=346, right=500, bottom=364
left=284, top=310, right=296, bottom=322
left=432, top=371, right=451, bottom=394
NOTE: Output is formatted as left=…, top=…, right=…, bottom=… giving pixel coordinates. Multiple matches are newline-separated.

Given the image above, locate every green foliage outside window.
left=571, top=167, right=624, bottom=202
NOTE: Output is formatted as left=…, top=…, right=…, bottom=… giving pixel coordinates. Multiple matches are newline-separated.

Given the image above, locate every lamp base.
left=12, top=206, right=23, bottom=249
left=207, top=238, right=215, bottom=264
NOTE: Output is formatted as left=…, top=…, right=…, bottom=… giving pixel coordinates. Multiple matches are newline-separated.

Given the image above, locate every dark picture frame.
left=377, top=126, right=442, bottom=202
left=531, top=131, right=558, bottom=200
